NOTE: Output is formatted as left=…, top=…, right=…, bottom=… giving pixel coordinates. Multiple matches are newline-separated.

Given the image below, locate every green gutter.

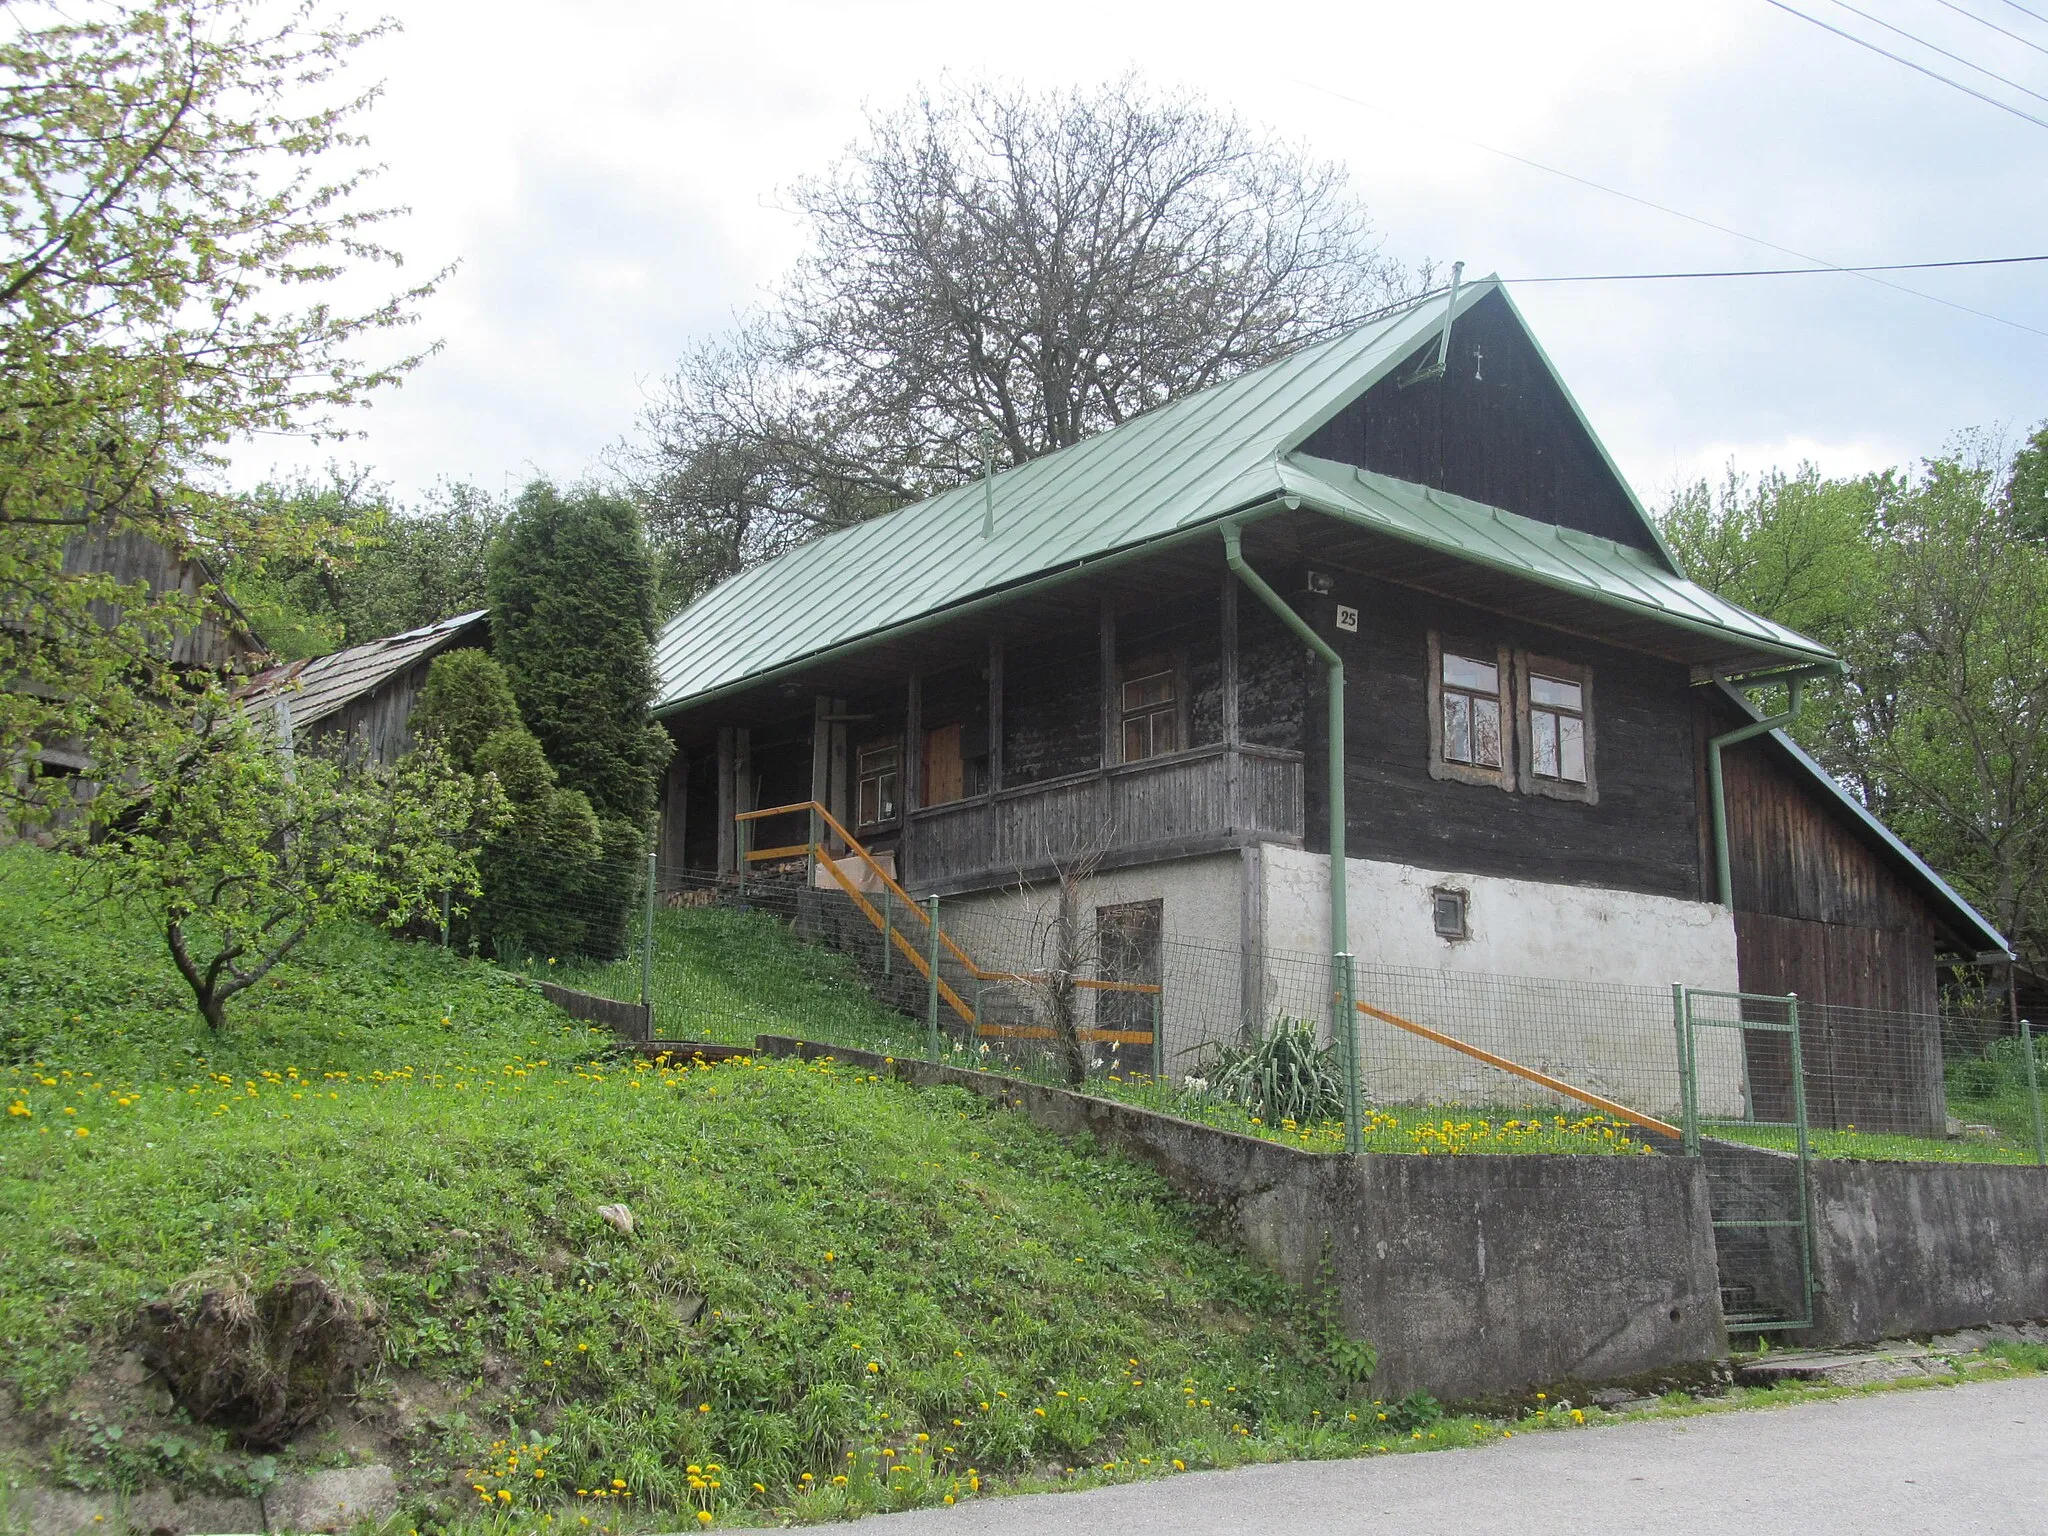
left=1222, top=517, right=1362, bottom=1155
left=1708, top=664, right=1841, bottom=906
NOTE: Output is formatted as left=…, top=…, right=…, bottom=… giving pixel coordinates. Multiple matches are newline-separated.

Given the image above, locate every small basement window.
left=1433, top=889, right=1469, bottom=940
left=856, top=740, right=900, bottom=826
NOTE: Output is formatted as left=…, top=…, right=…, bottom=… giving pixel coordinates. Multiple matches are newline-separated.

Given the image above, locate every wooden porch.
left=900, top=741, right=1303, bottom=894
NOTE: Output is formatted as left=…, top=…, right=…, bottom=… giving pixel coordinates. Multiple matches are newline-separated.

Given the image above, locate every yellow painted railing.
left=737, top=801, right=1158, bottom=1043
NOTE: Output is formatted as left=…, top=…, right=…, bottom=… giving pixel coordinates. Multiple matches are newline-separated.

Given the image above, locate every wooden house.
left=649, top=278, right=2006, bottom=1128
left=245, top=610, right=489, bottom=761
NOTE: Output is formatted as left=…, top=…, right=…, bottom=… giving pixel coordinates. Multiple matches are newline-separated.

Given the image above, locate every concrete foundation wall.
left=1806, top=1160, right=2048, bottom=1345
left=758, top=1035, right=1727, bottom=1401
left=1260, top=846, right=1744, bottom=1118
left=941, top=852, right=1249, bottom=1072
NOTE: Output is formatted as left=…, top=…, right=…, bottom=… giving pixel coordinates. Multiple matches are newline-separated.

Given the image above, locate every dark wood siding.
left=1301, top=575, right=1703, bottom=898
left=1718, top=719, right=1948, bottom=1133
left=1296, top=287, right=1657, bottom=552
left=1237, top=596, right=1308, bottom=753
left=1004, top=628, right=1101, bottom=785
left=1116, top=592, right=1224, bottom=749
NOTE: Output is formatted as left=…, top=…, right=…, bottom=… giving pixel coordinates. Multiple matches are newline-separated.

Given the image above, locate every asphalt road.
left=867, top=1375, right=2048, bottom=1535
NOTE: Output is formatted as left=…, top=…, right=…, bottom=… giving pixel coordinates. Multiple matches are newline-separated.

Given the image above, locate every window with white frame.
left=856, top=740, right=900, bottom=826
left=1441, top=650, right=1503, bottom=770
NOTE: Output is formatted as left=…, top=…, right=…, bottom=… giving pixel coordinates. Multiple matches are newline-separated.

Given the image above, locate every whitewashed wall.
left=1259, top=846, right=1745, bottom=1119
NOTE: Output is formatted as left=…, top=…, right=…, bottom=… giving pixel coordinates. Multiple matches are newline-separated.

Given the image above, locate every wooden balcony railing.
left=901, top=742, right=1302, bottom=890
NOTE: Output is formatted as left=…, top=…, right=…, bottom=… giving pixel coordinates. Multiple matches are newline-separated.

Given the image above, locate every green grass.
left=1705, top=1121, right=2043, bottom=1165
left=0, top=846, right=1442, bottom=1529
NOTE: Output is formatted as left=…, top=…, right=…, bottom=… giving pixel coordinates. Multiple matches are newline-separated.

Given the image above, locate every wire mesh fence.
left=436, top=838, right=2046, bottom=1167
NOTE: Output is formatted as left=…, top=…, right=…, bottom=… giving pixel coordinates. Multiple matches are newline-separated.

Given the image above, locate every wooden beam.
left=1099, top=599, right=1118, bottom=769
left=904, top=672, right=921, bottom=885
left=988, top=638, right=1005, bottom=794
left=715, top=727, right=735, bottom=874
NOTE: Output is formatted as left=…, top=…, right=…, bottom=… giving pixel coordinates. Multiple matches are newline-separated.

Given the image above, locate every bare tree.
left=622, top=76, right=1422, bottom=611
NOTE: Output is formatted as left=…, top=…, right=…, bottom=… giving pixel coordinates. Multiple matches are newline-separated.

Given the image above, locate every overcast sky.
left=240, top=0, right=2048, bottom=512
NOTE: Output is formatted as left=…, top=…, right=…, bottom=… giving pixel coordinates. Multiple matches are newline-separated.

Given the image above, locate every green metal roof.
left=1277, top=455, right=1834, bottom=664
left=655, top=279, right=1830, bottom=710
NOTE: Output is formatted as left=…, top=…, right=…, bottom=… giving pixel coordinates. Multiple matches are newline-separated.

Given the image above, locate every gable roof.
left=248, top=610, right=490, bottom=731
left=655, top=279, right=1828, bottom=712
left=1715, top=681, right=2010, bottom=960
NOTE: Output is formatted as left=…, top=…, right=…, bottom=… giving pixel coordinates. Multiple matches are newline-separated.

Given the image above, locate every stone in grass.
left=1590, top=1388, right=1651, bottom=1410
left=597, top=1202, right=635, bottom=1236
left=1931, top=1329, right=1991, bottom=1354
left=265, top=1465, right=400, bottom=1534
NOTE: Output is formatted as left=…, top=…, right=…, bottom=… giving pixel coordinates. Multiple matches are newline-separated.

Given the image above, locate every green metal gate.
left=1674, top=986, right=1814, bottom=1333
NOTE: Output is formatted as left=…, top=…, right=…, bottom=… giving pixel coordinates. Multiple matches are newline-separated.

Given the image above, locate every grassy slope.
left=0, top=847, right=1406, bottom=1528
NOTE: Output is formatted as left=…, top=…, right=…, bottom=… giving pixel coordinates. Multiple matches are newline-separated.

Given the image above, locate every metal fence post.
left=641, top=851, right=657, bottom=1030
left=1151, top=985, right=1163, bottom=1080
left=439, top=889, right=450, bottom=950
left=925, top=895, right=942, bottom=1061
left=882, top=888, right=892, bottom=978
left=736, top=814, right=748, bottom=899
left=1338, top=951, right=1361, bottom=1155
left=2024, top=1018, right=2046, bottom=1168
left=1672, top=984, right=1699, bottom=1156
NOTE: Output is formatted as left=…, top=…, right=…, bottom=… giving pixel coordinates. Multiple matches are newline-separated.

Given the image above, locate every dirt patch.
left=132, top=1271, right=380, bottom=1448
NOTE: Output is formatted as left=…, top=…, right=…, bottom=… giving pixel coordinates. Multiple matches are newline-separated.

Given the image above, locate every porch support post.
left=905, top=672, right=922, bottom=887
left=988, top=638, right=1004, bottom=793
left=1221, top=567, right=1240, bottom=831
left=715, top=727, right=735, bottom=875
left=1099, top=599, right=1118, bottom=770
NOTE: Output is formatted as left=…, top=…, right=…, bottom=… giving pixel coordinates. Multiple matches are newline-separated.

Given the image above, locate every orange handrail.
left=1352, top=998, right=1680, bottom=1140
left=738, top=800, right=1160, bottom=997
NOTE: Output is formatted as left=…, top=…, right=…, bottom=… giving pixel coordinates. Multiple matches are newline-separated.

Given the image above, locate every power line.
left=1507, top=253, right=2048, bottom=281
left=1762, top=0, right=2048, bottom=129
left=1291, top=76, right=2048, bottom=340
left=1932, top=0, right=2048, bottom=62
left=1992, top=0, right=2048, bottom=26
left=1814, top=0, right=2048, bottom=104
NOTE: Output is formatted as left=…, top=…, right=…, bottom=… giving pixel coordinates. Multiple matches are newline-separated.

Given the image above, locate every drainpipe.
left=1707, top=664, right=1839, bottom=907
left=1224, top=518, right=1361, bottom=1151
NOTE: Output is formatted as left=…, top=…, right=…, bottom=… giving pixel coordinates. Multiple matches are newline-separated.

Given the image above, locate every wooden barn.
left=648, top=277, right=2007, bottom=1130
left=245, top=610, right=489, bottom=761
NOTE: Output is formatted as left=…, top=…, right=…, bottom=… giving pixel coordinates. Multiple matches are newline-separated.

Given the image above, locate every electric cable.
left=1762, top=0, right=2048, bottom=129
left=1931, top=0, right=2048, bottom=62
left=1293, top=76, right=2048, bottom=340
left=1503, top=253, right=2048, bottom=281
left=1813, top=0, right=2048, bottom=104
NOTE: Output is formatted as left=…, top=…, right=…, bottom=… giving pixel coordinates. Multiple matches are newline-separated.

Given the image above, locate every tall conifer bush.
left=487, top=482, right=671, bottom=955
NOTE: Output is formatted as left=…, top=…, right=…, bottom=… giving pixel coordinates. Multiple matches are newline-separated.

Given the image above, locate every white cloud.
left=231, top=0, right=2048, bottom=502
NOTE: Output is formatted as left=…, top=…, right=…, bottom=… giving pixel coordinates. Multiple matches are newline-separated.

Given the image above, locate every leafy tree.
left=225, top=472, right=507, bottom=660
left=487, top=481, right=669, bottom=833
left=410, top=648, right=605, bottom=959
left=622, top=76, right=1422, bottom=609
left=1663, top=431, right=2048, bottom=967
left=94, top=696, right=504, bottom=1029
left=0, top=1, right=438, bottom=822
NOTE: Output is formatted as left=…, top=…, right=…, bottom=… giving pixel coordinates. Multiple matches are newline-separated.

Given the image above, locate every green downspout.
left=1224, top=518, right=1360, bottom=1152
left=1707, top=665, right=1839, bottom=906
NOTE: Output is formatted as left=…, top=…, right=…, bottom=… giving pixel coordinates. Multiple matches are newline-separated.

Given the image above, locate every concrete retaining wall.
left=756, top=1036, right=1726, bottom=1400
left=1807, top=1160, right=2048, bottom=1345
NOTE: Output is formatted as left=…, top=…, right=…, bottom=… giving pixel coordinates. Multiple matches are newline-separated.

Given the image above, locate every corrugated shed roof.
left=1714, top=682, right=2011, bottom=959
left=248, top=610, right=489, bottom=730
left=654, top=278, right=1827, bottom=711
